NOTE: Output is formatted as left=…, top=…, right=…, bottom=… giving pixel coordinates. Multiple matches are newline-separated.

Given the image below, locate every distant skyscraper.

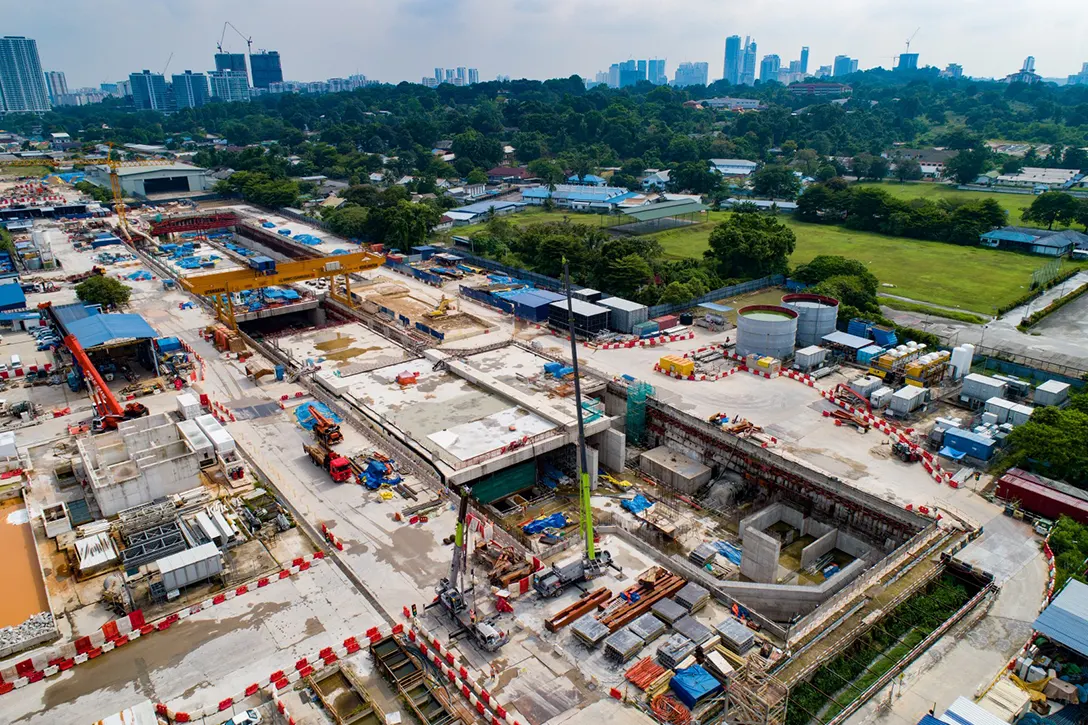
left=618, top=59, right=645, bottom=88
left=250, top=51, right=283, bottom=88
left=636, top=60, right=647, bottom=80
left=434, top=68, right=444, bottom=83
left=800, top=47, right=810, bottom=74
left=215, top=52, right=247, bottom=76
left=44, top=71, right=67, bottom=104
left=1023, top=56, right=1036, bottom=73
left=851, top=59, right=859, bottom=73
left=724, top=35, right=742, bottom=84
left=445, top=69, right=455, bottom=83
left=456, top=67, right=466, bottom=82
left=468, top=68, right=479, bottom=85
left=759, top=55, right=781, bottom=82
left=129, top=70, right=167, bottom=111
left=648, top=59, right=667, bottom=85
left=208, top=70, right=250, bottom=103
left=817, top=65, right=833, bottom=79
left=1068, top=62, right=1088, bottom=86
left=672, top=62, right=709, bottom=88
left=897, top=53, right=919, bottom=71
left=740, top=37, right=758, bottom=85
left=172, top=71, right=209, bottom=109
left=833, top=55, right=855, bottom=77
left=942, top=63, right=964, bottom=79
left=0, top=36, right=50, bottom=113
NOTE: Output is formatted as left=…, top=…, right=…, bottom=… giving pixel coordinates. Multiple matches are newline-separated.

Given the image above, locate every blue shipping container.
left=871, top=327, right=898, bottom=347
left=857, top=345, right=884, bottom=364
left=943, top=428, right=996, bottom=460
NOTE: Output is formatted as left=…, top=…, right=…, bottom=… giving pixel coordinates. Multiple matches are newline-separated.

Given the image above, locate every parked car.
left=227, top=711, right=262, bottom=725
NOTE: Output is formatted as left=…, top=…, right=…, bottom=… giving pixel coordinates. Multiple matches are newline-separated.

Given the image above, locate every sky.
left=12, top=0, right=1088, bottom=88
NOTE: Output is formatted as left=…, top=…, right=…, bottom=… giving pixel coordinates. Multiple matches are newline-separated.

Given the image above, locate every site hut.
left=84, top=163, right=214, bottom=199
left=598, top=296, right=649, bottom=334
left=547, top=298, right=610, bottom=338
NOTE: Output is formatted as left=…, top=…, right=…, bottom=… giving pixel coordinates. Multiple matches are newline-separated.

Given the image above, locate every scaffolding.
left=727, top=659, right=788, bottom=725
left=626, top=381, right=654, bottom=446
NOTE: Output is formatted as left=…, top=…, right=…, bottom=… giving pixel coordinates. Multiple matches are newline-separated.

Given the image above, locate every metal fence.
left=646, top=274, right=785, bottom=318
left=451, top=250, right=575, bottom=293
left=276, top=206, right=333, bottom=233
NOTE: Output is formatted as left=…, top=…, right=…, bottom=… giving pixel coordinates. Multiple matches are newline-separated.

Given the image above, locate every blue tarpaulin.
left=939, top=446, right=967, bottom=461
left=294, top=402, right=342, bottom=430
left=670, top=666, right=722, bottom=709
left=712, top=541, right=743, bottom=565
left=523, top=513, right=567, bottom=535
left=622, top=494, right=653, bottom=515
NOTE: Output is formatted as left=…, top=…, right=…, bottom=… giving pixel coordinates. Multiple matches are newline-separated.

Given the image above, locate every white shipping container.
left=870, top=386, right=894, bottom=408
left=175, top=393, right=200, bottom=420
left=194, top=413, right=223, bottom=440
left=889, top=385, right=928, bottom=414
left=177, top=420, right=215, bottom=467
left=155, top=542, right=222, bottom=591
left=1034, top=380, right=1070, bottom=407
left=962, top=373, right=1007, bottom=402
left=794, top=345, right=828, bottom=371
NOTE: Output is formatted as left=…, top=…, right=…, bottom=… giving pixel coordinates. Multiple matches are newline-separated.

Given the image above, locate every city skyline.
left=4, top=1, right=1088, bottom=89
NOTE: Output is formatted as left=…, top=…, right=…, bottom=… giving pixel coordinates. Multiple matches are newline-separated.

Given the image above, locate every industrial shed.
left=85, top=163, right=213, bottom=198
left=0, top=283, right=27, bottom=312
left=1033, top=579, right=1088, bottom=657
left=548, top=298, right=609, bottom=337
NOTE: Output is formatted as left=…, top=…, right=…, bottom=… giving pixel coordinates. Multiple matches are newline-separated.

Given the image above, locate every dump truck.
left=303, top=442, right=352, bottom=482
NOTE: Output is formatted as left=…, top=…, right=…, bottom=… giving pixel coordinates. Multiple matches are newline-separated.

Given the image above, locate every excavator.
left=38, top=303, right=149, bottom=432
left=309, top=407, right=343, bottom=446
left=431, top=487, right=510, bottom=652
left=533, top=261, right=615, bottom=599
left=426, top=296, right=452, bottom=318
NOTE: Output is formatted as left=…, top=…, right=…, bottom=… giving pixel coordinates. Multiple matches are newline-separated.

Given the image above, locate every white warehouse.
left=85, top=163, right=213, bottom=198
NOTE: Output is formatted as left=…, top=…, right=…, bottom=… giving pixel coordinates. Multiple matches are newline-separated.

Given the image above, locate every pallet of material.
left=715, top=616, right=756, bottom=654
left=626, top=657, right=667, bottom=690
left=675, top=582, right=710, bottom=613
left=545, top=587, right=611, bottom=632
left=651, top=598, right=687, bottom=625
left=599, top=568, right=686, bottom=632
left=672, top=615, right=714, bottom=648
left=646, top=668, right=675, bottom=699
left=704, top=650, right=736, bottom=685
left=571, top=613, right=611, bottom=647
left=658, top=633, right=697, bottom=669
left=689, top=542, right=717, bottom=568
left=628, top=612, right=667, bottom=644
left=604, top=628, right=645, bottom=663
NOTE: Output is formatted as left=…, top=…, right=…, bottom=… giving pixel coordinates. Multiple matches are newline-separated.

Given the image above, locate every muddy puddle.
left=0, top=499, right=50, bottom=629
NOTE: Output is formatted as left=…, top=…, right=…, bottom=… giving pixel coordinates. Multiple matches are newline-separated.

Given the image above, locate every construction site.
left=0, top=188, right=1052, bottom=725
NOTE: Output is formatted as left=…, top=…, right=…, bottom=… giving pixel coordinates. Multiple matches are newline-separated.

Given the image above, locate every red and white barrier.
left=0, top=552, right=327, bottom=696
left=598, top=331, right=695, bottom=350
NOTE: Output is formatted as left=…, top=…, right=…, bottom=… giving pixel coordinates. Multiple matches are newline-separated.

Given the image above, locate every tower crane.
left=905, top=27, right=921, bottom=54
left=217, top=21, right=253, bottom=56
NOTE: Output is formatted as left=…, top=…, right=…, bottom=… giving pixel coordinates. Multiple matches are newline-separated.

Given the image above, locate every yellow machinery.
left=179, top=251, right=385, bottom=329
left=0, top=144, right=171, bottom=238
left=426, top=296, right=452, bottom=318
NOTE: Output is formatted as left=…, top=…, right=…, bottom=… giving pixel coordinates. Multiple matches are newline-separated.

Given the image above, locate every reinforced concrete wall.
left=837, top=530, right=874, bottom=561
left=741, top=528, right=781, bottom=583
left=801, top=529, right=839, bottom=570
left=592, top=428, right=626, bottom=473
left=716, top=558, right=868, bottom=621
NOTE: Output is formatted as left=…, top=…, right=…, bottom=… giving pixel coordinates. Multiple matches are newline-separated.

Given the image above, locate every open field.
left=655, top=213, right=1054, bottom=314
left=855, top=181, right=1041, bottom=225
left=449, top=208, right=600, bottom=237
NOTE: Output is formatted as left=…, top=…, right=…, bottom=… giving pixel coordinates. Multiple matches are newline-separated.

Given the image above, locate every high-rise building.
left=468, top=68, right=479, bottom=85
left=100, top=82, right=119, bottom=96
left=897, top=53, right=919, bottom=71
left=851, top=59, right=859, bottom=74
left=44, top=71, right=67, bottom=104
left=172, top=71, right=210, bottom=109
left=422, top=76, right=438, bottom=88
left=1068, top=62, right=1088, bottom=86
left=636, top=60, right=647, bottom=79
left=672, top=62, right=709, bottom=87
left=648, top=59, right=667, bottom=85
left=445, top=69, right=455, bottom=83
left=434, top=68, right=443, bottom=84
left=208, top=70, right=250, bottom=103
left=941, top=63, right=964, bottom=79
left=215, top=52, right=247, bottom=76
left=800, top=47, right=810, bottom=74
left=740, top=37, right=758, bottom=85
left=117, top=79, right=132, bottom=97
left=1004, top=57, right=1041, bottom=84
left=833, top=55, right=855, bottom=77
left=724, top=35, right=742, bottom=84
left=129, top=70, right=167, bottom=111
left=759, top=55, right=781, bottom=83
left=816, top=65, right=832, bottom=79
left=618, top=59, right=645, bottom=88
left=456, top=67, right=467, bottom=83
left=250, top=51, right=282, bottom=89
left=0, top=36, right=51, bottom=113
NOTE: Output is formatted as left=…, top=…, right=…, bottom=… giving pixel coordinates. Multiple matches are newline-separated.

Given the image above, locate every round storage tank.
left=736, top=305, right=799, bottom=359
left=781, top=293, right=839, bottom=347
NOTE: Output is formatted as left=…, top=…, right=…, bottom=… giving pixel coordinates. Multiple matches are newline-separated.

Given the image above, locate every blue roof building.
left=980, top=226, right=1088, bottom=256
left=568, top=173, right=607, bottom=186
left=66, top=314, right=157, bottom=348
left=522, top=184, right=636, bottom=211
left=0, top=283, right=27, bottom=312
left=1033, top=579, right=1088, bottom=657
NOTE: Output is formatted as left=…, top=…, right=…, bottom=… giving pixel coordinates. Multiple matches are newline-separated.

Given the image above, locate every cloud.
left=7, top=0, right=1087, bottom=87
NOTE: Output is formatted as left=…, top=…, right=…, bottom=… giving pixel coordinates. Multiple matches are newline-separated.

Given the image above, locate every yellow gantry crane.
left=0, top=143, right=172, bottom=238
left=178, top=250, right=386, bottom=329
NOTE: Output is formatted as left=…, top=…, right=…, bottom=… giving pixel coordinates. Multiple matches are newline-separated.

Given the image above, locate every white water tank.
left=950, top=344, right=975, bottom=380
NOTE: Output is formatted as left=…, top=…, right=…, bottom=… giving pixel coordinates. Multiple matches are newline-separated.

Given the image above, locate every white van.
left=9, top=355, right=20, bottom=370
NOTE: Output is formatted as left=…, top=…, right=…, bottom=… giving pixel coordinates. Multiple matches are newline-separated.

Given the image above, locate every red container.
left=995, top=469, right=1088, bottom=524
left=653, top=315, right=679, bottom=330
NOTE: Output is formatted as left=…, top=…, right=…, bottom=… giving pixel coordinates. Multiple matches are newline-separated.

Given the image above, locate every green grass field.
left=855, top=181, right=1039, bottom=225
left=440, top=201, right=1076, bottom=314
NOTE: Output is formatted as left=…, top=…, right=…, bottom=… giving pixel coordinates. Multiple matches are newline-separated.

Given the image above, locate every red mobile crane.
left=39, top=303, right=149, bottom=432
